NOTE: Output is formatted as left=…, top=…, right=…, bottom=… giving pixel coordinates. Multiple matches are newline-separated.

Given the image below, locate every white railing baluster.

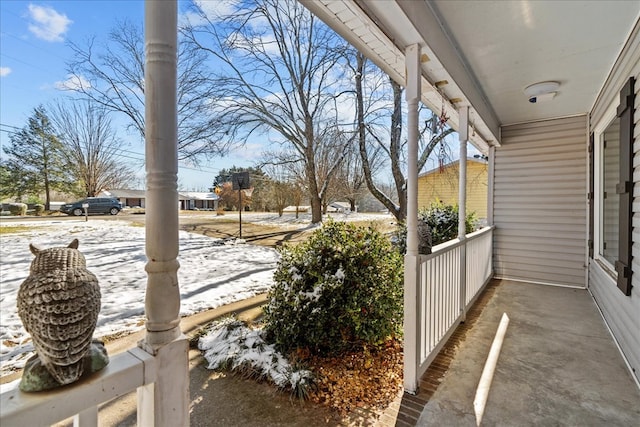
left=415, top=227, right=494, bottom=379
left=73, top=405, right=98, bottom=427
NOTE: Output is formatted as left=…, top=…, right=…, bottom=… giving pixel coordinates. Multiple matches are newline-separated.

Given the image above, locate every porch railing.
left=417, top=226, right=494, bottom=379
left=1, top=346, right=155, bottom=426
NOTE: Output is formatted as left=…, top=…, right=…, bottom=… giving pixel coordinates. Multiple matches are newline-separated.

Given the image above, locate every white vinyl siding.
left=589, top=24, right=640, bottom=384
left=494, top=115, right=588, bottom=287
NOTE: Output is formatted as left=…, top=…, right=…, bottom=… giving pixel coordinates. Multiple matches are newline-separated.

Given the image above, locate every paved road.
left=0, top=211, right=312, bottom=248
left=0, top=212, right=142, bottom=222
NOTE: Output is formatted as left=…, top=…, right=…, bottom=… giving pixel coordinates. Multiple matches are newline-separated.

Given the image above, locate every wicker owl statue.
left=17, top=239, right=101, bottom=386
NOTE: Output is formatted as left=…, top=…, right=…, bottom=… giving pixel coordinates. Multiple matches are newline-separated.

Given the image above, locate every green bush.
left=33, top=204, right=45, bottom=216
left=25, top=196, right=43, bottom=205
left=420, top=201, right=477, bottom=244
left=263, top=220, right=403, bottom=356
left=392, top=201, right=478, bottom=253
left=8, top=203, right=27, bottom=216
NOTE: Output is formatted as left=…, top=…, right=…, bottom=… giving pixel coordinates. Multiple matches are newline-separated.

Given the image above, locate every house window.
left=601, top=116, right=619, bottom=266
left=591, top=77, right=634, bottom=296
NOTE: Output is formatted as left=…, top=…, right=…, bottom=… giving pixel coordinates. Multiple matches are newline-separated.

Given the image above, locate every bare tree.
left=270, top=180, right=294, bottom=217
left=333, top=131, right=384, bottom=212
left=352, top=52, right=454, bottom=222
left=181, top=0, right=349, bottom=223
left=49, top=99, right=136, bottom=197
left=65, top=19, right=231, bottom=161
left=262, top=158, right=298, bottom=216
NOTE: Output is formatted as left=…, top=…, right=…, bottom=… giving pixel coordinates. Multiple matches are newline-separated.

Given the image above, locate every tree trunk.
left=44, top=179, right=51, bottom=211
left=389, top=80, right=407, bottom=222
left=355, top=53, right=402, bottom=221
left=310, top=194, right=322, bottom=223
left=304, top=122, right=323, bottom=224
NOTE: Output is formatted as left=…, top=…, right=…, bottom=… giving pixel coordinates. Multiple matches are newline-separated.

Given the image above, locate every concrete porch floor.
left=405, top=279, right=640, bottom=426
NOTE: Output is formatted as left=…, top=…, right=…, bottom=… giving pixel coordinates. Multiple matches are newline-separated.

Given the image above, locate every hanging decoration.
left=437, top=90, right=449, bottom=173
left=439, top=138, right=447, bottom=173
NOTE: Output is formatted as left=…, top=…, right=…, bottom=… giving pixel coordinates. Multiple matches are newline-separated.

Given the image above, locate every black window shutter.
left=588, top=133, right=594, bottom=259
left=615, top=77, right=635, bottom=296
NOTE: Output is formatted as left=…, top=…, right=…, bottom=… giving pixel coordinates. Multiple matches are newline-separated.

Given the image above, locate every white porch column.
left=487, top=145, right=495, bottom=226
left=143, top=0, right=180, bottom=346
left=139, top=1, right=189, bottom=426
left=403, top=44, right=421, bottom=394
left=458, top=106, right=469, bottom=321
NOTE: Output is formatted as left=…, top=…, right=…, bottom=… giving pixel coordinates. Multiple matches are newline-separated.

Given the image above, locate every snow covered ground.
left=0, top=212, right=394, bottom=375
left=0, top=218, right=280, bottom=374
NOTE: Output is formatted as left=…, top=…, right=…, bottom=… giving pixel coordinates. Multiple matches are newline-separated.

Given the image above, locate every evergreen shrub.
left=264, top=220, right=403, bottom=355
left=34, top=204, right=44, bottom=216
left=392, top=201, right=478, bottom=253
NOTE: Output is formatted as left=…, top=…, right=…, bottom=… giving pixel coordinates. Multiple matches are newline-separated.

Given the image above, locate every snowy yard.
left=0, top=212, right=394, bottom=375
left=0, top=218, right=280, bottom=375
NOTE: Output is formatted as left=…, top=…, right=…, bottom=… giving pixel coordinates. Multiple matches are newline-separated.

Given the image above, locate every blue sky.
left=1, top=0, right=462, bottom=193
left=0, top=0, right=254, bottom=191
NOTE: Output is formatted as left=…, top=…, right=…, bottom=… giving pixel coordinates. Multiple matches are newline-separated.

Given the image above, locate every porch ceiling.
left=302, top=0, right=640, bottom=149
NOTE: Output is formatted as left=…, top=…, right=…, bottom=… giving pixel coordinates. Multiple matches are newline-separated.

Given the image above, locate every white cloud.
left=195, top=0, right=237, bottom=20
left=27, top=4, right=72, bottom=42
left=181, top=0, right=238, bottom=26
left=55, top=74, right=90, bottom=91
left=0, top=67, right=11, bottom=77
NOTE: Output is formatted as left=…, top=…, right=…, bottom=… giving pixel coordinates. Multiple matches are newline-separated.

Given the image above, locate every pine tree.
left=1, top=106, right=73, bottom=209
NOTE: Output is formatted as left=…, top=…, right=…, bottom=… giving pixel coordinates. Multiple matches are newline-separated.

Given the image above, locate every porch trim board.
left=492, top=275, right=586, bottom=290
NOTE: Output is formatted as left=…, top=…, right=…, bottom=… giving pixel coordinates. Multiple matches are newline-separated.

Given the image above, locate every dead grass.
left=0, top=225, right=35, bottom=235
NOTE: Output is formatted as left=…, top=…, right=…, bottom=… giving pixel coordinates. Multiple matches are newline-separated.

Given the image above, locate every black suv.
left=61, top=198, right=122, bottom=216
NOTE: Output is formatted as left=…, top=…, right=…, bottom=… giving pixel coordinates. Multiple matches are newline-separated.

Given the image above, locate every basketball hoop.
left=242, top=187, right=254, bottom=197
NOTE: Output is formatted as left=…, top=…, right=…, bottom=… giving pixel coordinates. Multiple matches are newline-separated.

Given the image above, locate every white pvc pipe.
left=474, top=312, right=510, bottom=426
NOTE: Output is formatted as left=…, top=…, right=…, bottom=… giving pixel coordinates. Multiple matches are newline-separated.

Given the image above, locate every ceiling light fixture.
left=524, top=81, right=560, bottom=103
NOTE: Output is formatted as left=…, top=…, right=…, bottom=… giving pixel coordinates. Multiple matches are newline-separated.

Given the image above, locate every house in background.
left=328, top=201, right=353, bottom=213
left=99, top=189, right=145, bottom=208
left=418, top=158, right=487, bottom=220
left=179, top=192, right=219, bottom=211
left=283, top=205, right=310, bottom=213
left=99, top=189, right=219, bottom=210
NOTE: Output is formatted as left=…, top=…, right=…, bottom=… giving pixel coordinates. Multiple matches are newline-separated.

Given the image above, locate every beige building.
left=417, top=158, right=488, bottom=219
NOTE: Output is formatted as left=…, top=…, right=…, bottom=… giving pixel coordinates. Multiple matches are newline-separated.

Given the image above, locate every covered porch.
left=303, top=0, right=640, bottom=396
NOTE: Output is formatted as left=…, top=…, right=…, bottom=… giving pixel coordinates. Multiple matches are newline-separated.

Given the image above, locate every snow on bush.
left=199, top=317, right=313, bottom=397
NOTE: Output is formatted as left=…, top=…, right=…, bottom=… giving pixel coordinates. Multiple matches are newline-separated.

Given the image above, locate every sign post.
left=82, top=203, right=89, bottom=222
